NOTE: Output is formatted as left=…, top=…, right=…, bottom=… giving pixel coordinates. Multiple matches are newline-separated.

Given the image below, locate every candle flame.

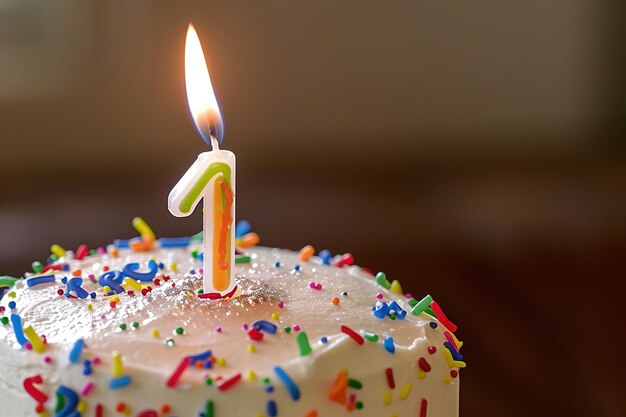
left=185, top=23, right=223, bottom=147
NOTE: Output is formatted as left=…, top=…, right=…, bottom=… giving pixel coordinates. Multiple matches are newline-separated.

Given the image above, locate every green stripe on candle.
left=0, top=276, right=18, bottom=288
left=179, top=162, right=231, bottom=214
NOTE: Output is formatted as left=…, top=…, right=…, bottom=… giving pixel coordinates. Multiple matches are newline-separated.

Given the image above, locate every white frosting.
left=0, top=245, right=461, bottom=417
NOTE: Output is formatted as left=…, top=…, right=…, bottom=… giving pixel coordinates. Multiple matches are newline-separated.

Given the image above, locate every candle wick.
left=210, top=135, right=220, bottom=151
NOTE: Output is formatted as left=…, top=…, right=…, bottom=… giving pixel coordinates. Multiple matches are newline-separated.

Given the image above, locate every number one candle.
left=168, top=24, right=237, bottom=299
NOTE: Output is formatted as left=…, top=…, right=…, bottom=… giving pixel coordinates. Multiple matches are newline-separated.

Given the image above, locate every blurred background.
left=1, top=1, right=625, bottom=416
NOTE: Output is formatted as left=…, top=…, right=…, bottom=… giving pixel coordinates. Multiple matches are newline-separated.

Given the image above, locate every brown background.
left=1, top=1, right=625, bottom=416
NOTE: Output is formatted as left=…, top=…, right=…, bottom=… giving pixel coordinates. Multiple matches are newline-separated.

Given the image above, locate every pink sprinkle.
left=405, top=293, right=414, bottom=299
left=215, top=327, right=222, bottom=333
left=81, top=381, right=94, bottom=396
left=25, top=343, right=33, bottom=351
left=376, top=293, right=383, bottom=299
left=277, top=301, right=284, bottom=309
left=0, top=306, right=5, bottom=313
left=349, top=393, right=356, bottom=402
left=309, top=282, right=315, bottom=289
left=92, top=357, right=101, bottom=365
left=242, top=323, right=249, bottom=330
left=315, top=283, right=322, bottom=290
left=198, top=268, right=204, bottom=274
left=292, top=325, right=301, bottom=332
left=44, top=356, right=52, bottom=364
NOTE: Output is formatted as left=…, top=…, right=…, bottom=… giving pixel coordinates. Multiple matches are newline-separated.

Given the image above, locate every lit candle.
left=168, top=24, right=237, bottom=299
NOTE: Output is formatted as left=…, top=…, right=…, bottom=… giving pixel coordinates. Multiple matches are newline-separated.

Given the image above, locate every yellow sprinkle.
left=390, top=415, right=398, bottom=417
left=132, top=217, right=156, bottom=240
left=246, top=370, right=257, bottom=380
left=450, top=332, right=464, bottom=349
left=418, top=371, right=426, bottom=379
left=123, top=277, right=142, bottom=291
left=453, top=360, right=466, bottom=368
left=170, top=263, right=178, bottom=271
left=50, top=244, right=66, bottom=257
left=151, top=329, right=160, bottom=338
left=37, top=411, right=48, bottom=417
left=256, top=414, right=266, bottom=417
left=7, top=291, right=16, bottom=299
left=87, top=303, right=93, bottom=310
left=216, top=357, right=226, bottom=366
left=390, top=280, right=403, bottom=295
left=23, top=325, right=46, bottom=353
left=247, top=344, right=256, bottom=353
left=399, top=383, right=412, bottom=400
left=339, top=368, right=349, bottom=376
left=102, top=286, right=112, bottom=293
left=76, top=399, right=86, bottom=413
left=271, top=312, right=279, bottom=320
left=108, top=246, right=119, bottom=258
left=112, top=351, right=124, bottom=377
left=108, top=294, right=120, bottom=303
left=443, top=374, right=452, bottom=383
left=383, top=389, right=392, bottom=405
left=443, top=348, right=455, bottom=368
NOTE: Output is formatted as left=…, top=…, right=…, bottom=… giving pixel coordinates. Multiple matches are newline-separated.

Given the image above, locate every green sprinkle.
left=284, top=326, right=291, bottom=333
left=407, top=298, right=418, bottom=308
left=425, top=306, right=436, bottom=317
left=296, top=331, right=312, bottom=356
left=363, top=332, right=379, bottom=342
left=131, top=322, right=139, bottom=329
left=205, top=400, right=215, bottom=417
left=175, top=327, right=185, bottom=335
left=348, top=378, right=362, bottom=389
left=375, top=272, right=391, bottom=289
left=198, top=288, right=204, bottom=294
left=49, top=254, right=59, bottom=262
left=0, top=276, right=19, bottom=288
left=119, top=323, right=127, bottom=331
left=191, top=250, right=199, bottom=259
left=235, top=255, right=251, bottom=264
left=89, top=249, right=97, bottom=256
left=205, top=377, right=213, bottom=385
left=32, top=261, right=43, bottom=274
left=356, top=401, right=364, bottom=409
left=165, top=338, right=175, bottom=347
left=263, top=377, right=271, bottom=384
left=411, top=294, right=433, bottom=316
left=1, top=317, right=8, bottom=325
left=55, top=392, right=65, bottom=412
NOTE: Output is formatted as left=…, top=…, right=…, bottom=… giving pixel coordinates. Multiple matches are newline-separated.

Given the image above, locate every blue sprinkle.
left=373, top=301, right=389, bottom=319
left=235, top=220, right=252, bottom=238
left=188, top=349, right=213, bottom=365
left=69, top=339, right=84, bottom=363
left=274, top=366, right=300, bottom=400
left=429, top=322, right=438, bottom=329
left=384, top=336, right=395, bottom=354
left=98, top=270, right=125, bottom=294
left=265, top=385, right=274, bottom=393
left=123, top=260, right=158, bottom=282
left=113, top=239, right=131, bottom=248
left=319, top=249, right=332, bottom=265
left=190, top=269, right=196, bottom=275
left=62, top=264, right=70, bottom=271
left=267, top=400, right=277, bottom=417
left=10, top=314, right=27, bottom=346
left=158, top=262, right=165, bottom=269
left=294, top=265, right=301, bottom=272
left=387, top=301, right=407, bottom=320
left=159, top=237, right=191, bottom=248
left=109, top=375, right=132, bottom=390
left=61, top=277, right=68, bottom=284
left=90, top=292, right=96, bottom=299
left=67, top=277, right=89, bottom=299
left=26, top=275, right=55, bottom=288
left=320, top=337, right=328, bottom=344
left=274, top=262, right=281, bottom=267
left=444, top=342, right=463, bottom=361
left=8, top=301, right=16, bottom=309
left=56, top=385, right=79, bottom=417
left=198, top=252, right=204, bottom=261
left=83, top=367, right=92, bottom=376
left=252, top=320, right=278, bottom=334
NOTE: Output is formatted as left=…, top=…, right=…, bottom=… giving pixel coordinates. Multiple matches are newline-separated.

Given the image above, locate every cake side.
left=0, top=244, right=464, bottom=416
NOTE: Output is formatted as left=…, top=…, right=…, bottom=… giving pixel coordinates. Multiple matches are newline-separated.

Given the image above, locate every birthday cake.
left=0, top=220, right=464, bottom=417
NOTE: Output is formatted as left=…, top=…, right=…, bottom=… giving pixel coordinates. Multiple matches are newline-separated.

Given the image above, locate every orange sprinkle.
left=298, top=245, right=315, bottom=261
left=237, top=232, right=259, bottom=248
left=305, top=411, right=318, bottom=417
left=328, top=372, right=347, bottom=404
left=72, top=270, right=82, bottom=277
left=115, top=402, right=126, bottom=412
left=347, top=402, right=356, bottom=411
left=160, top=404, right=171, bottom=413
left=331, top=297, right=340, bottom=305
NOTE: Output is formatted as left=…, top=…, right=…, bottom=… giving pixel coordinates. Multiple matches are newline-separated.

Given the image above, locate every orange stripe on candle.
left=212, top=176, right=233, bottom=292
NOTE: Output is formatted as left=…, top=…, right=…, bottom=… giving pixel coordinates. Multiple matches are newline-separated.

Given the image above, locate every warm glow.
left=185, top=23, right=224, bottom=146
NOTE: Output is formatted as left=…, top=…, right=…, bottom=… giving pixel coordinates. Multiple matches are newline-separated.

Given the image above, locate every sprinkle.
left=383, top=390, right=392, bottom=405
left=32, top=261, right=44, bottom=274
left=274, top=366, right=300, bottom=400
left=237, top=232, right=260, bottom=248
left=292, top=325, right=300, bottom=331
left=0, top=317, right=7, bottom=326
left=385, top=368, right=395, bottom=389
left=0, top=276, right=18, bottom=288
left=411, top=294, right=433, bottom=316
left=387, top=301, right=407, bottom=320
left=340, top=325, right=364, bottom=345
left=420, top=399, right=428, bottom=417
left=159, top=237, right=190, bottom=248
left=50, top=244, right=66, bottom=258
left=56, top=385, right=79, bottom=416
left=123, top=277, right=142, bottom=291
left=320, top=336, right=328, bottom=343
left=217, top=373, right=242, bottom=392
left=81, top=382, right=94, bottom=396
left=444, top=342, right=463, bottom=361
left=336, top=253, right=354, bottom=267
left=375, top=272, right=391, bottom=289
left=305, top=411, right=318, bottom=417
left=430, top=301, right=458, bottom=332
left=274, top=261, right=281, bottom=267
left=166, top=357, right=191, bottom=388
left=383, top=337, right=395, bottom=353
left=253, top=320, right=278, bottom=334
left=373, top=302, right=389, bottom=319
left=429, top=322, right=438, bottom=329
left=442, top=347, right=466, bottom=369
left=175, top=327, right=185, bottom=335
left=267, top=400, right=277, bottom=417
left=355, top=401, right=363, bottom=409
left=248, top=328, right=264, bottom=341
left=119, top=323, right=127, bottom=331
left=235, top=255, right=251, bottom=264
left=363, top=332, right=379, bottom=342
left=347, top=378, right=362, bottom=389
left=319, top=249, right=332, bottom=265
left=24, top=326, right=46, bottom=353
left=399, top=383, right=412, bottom=400
left=75, top=244, right=89, bottom=260
left=246, top=370, right=257, bottom=380
left=298, top=245, right=315, bottom=261
left=271, top=312, right=280, bottom=320
left=235, top=220, right=252, bottom=237
left=27, top=275, right=55, bottom=288
left=328, top=371, right=347, bottom=404
left=23, top=375, right=48, bottom=404
left=247, top=344, right=255, bottom=352
left=123, top=260, right=158, bottom=282
left=152, top=329, right=160, bottom=338
left=96, top=404, right=104, bottom=417
left=8, top=301, right=16, bottom=309
left=67, top=339, right=84, bottom=363
left=331, top=297, right=340, bottom=305
left=418, top=357, right=432, bottom=372
left=112, top=351, right=124, bottom=376
left=390, top=280, right=403, bottom=294
left=132, top=216, right=156, bottom=240
left=428, top=346, right=437, bottom=354
left=109, top=375, right=132, bottom=389
left=297, top=331, right=312, bottom=356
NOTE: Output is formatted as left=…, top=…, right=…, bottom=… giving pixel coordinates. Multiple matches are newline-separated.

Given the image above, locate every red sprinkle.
left=418, top=357, right=431, bottom=372
left=335, top=253, right=354, bottom=267
left=75, top=244, right=89, bottom=260
left=218, top=373, right=242, bottom=392
left=137, top=410, right=158, bottom=417
left=95, top=404, right=103, bottom=417
left=427, top=346, right=437, bottom=354
left=385, top=368, right=395, bottom=389
left=430, top=301, right=457, bottom=332
left=248, top=328, right=264, bottom=341
left=340, top=325, right=364, bottom=345
left=23, top=375, right=48, bottom=404
left=42, top=264, right=65, bottom=273
left=166, top=357, right=191, bottom=388
left=450, top=370, right=458, bottom=378
left=420, top=399, right=428, bottom=417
